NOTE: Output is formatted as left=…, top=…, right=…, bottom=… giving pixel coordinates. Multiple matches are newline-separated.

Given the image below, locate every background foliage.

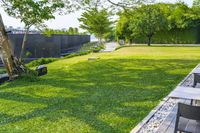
left=116, top=2, right=200, bottom=44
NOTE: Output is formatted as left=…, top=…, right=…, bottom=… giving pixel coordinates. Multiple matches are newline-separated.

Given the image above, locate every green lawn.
left=0, top=46, right=200, bottom=133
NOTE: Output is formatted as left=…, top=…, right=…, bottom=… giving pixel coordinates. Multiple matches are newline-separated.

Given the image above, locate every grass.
left=27, top=42, right=105, bottom=67
left=0, top=46, right=200, bottom=132
left=0, top=68, right=6, bottom=74
left=78, top=42, right=105, bottom=53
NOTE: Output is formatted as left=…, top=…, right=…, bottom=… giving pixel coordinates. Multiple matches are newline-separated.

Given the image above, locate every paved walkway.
left=101, top=42, right=118, bottom=52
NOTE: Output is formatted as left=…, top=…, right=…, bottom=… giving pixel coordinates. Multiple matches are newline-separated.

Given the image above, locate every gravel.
left=138, top=98, right=178, bottom=133
left=137, top=69, right=197, bottom=133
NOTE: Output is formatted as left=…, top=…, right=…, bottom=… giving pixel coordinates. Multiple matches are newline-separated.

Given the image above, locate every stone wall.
left=8, top=34, right=90, bottom=58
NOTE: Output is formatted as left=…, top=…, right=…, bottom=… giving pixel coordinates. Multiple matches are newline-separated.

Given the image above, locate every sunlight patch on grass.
left=0, top=46, right=200, bottom=132
left=0, top=99, right=47, bottom=116
left=97, top=112, right=131, bottom=132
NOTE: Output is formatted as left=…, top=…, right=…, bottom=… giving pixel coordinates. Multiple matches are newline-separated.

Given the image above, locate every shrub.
left=0, top=68, right=6, bottom=74
left=115, top=45, right=131, bottom=51
left=93, top=43, right=105, bottom=52
left=27, top=58, right=57, bottom=67
left=65, top=42, right=105, bottom=58
left=79, top=42, right=105, bottom=53
left=25, top=51, right=32, bottom=58
left=79, top=42, right=97, bottom=52
left=19, top=69, right=39, bottom=82
left=27, top=42, right=105, bottom=68
left=65, top=51, right=91, bottom=59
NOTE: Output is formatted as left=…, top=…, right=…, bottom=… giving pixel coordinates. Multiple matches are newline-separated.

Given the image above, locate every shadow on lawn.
left=0, top=58, right=199, bottom=132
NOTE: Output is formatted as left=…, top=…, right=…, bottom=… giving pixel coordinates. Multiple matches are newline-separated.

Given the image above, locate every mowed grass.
left=0, top=46, right=200, bottom=133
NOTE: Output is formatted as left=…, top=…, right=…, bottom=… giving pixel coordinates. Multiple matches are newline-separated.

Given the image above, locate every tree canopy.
left=78, top=8, right=113, bottom=43
left=1, top=0, right=64, bottom=60
left=115, top=2, right=200, bottom=45
left=130, top=4, right=168, bottom=46
left=1, top=0, right=64, bottom=28
left=43, top=27, right=85, bottom=36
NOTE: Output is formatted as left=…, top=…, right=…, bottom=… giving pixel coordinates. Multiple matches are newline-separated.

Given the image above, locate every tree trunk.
left=147, top=36, right=151, bottom=46
left=0, top=14, right=26, bottom=79
left=99, top=38, right=102, bottom=44
left=20, top=27, right=29, bottom=62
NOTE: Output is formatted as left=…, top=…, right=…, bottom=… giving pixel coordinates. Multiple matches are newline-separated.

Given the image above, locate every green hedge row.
left=27, top=58, right=58, bottom=67
left=132, top=27, right=200, bottom=44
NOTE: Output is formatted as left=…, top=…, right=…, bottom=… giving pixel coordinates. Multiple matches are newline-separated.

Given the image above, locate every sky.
left=0, top=0, right=194, bottom=30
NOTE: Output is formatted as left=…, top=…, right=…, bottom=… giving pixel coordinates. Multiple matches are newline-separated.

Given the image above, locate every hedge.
left=132, top=27, right=200, bottom=44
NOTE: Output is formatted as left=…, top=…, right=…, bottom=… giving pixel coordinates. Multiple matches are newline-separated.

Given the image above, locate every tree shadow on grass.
left=0, top=58, right=199, bottom=132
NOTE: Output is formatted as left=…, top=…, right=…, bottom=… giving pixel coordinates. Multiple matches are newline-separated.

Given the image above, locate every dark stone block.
left=193, top=73, right=200, bottom=87
left=0, top=74, right=9, bottom=84
left=36, top=65, right=47, bottom=76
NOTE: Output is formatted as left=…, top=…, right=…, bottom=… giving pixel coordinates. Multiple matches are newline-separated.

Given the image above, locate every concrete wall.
left=8, top=34, right=90, bottom=58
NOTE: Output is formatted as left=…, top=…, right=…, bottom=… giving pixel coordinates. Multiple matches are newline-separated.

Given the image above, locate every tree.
left=168, top=3, right=190, bottom=29
left=68, top=27, right=79, bottom=34
left=0, top=0, right=64, bottom=78
left=193, top=0, right=200, bottom=6
left=78, top=8, right=113, bottom=43
left=115, top=12, right=133, bottom=44
left=128, top=4, right=168, bottom=46
left=0, top=14, right=25, bottom=79
left=0, top=0, right=153, bottom=79
left=192, top=0, right=200, bottom=24
left=43, top=27, right=81, bottom=36
left=1, top=0, right=64, bottom=61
